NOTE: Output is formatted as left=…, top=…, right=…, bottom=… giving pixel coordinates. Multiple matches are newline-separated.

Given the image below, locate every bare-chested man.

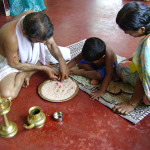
left=0, top=11, right=69, bottom=100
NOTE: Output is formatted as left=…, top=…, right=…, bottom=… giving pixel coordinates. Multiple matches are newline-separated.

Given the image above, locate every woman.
left=113, top=1, right=150, bottom=115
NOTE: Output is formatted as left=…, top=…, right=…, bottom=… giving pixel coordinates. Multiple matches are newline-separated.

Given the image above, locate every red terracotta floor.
left=0, top=0, right=150, bottom=150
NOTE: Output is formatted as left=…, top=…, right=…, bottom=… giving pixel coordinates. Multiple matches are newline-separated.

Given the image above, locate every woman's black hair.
left=82, top=37, right=106, bottom=62
left=23, top=12, right=54, bottom=41
left=116, top=1, right=150, bottom=34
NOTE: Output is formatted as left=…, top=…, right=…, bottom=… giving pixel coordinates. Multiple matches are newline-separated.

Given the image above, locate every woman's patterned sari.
left=116, top=34, right=150, bottom=105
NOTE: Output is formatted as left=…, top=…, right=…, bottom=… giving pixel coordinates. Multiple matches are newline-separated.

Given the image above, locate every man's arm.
left=46, top=37, right=69, bottom=81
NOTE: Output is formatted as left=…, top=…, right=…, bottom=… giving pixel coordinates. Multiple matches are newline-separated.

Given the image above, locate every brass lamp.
left=0, top=97, right=18, bottom=138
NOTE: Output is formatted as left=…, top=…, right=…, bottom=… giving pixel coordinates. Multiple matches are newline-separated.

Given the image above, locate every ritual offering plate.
left=38, top=77, right=79, bottom=102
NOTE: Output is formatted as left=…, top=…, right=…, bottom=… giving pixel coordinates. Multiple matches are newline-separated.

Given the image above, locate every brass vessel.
left=53, top=112, right=63, bottom=122
left=0, top=97, right=18, bottom=138
left=24, top=106, right=46, bottom=129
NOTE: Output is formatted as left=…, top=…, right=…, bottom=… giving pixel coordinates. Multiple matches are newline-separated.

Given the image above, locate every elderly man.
left=0, top=11, right=69, bottom=100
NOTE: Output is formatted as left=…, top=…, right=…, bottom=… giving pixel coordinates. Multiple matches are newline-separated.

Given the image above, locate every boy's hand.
left=90, top=90, right=104, bottom=100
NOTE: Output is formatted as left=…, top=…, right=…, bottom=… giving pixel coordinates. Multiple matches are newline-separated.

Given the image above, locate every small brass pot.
left=24, top=106, right=46, bottom=129
left=53, top=112, right=63, bottom=122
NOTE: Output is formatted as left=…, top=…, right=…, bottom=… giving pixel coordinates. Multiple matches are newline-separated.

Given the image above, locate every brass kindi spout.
left=24, top=123, right=35, bottom=129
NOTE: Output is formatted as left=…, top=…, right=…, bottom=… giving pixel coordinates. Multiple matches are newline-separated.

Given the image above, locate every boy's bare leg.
left=78, top=64, right=101, bottom=84
left=78, top=64, right=95, bottom=71
left=70, top=68, right=102, bottom=81
left=0, top=71, right=28, bottom=100
left=70, top=64, right=102, bottom=84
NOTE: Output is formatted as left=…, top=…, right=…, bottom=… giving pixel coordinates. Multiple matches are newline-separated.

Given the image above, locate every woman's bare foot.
left=91, top=79, right=100, bottom=85
left=112, top=101, right=137, bottom=115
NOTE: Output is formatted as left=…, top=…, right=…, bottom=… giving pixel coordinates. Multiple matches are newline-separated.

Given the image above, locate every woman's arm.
left=129, top=77, right=145, bottom=106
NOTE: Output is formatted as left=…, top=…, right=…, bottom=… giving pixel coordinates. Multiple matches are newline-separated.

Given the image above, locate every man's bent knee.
left=0, top=90, right=18, bottom=100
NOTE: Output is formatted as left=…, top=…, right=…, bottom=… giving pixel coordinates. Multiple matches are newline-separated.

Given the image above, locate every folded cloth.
left=0, top=55, right=20, bottom=81
left=16, top=15, right=46, bottom=65
left=45, top=46, right=71, bottom=64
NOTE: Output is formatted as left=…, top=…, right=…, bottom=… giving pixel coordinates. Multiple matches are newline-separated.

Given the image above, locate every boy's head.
left=82, top=37, right=106, bottom=62
left=23, top=12, right=54, bottom=41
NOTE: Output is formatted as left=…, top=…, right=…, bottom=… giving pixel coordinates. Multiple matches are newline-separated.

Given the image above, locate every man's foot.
left=22, top=71, right=37, bottom=88
left=22, top=77, right=30, bottom=88
left=91, top=79, right=100, bottom=85
left=112, top=101, right=137, bottom=115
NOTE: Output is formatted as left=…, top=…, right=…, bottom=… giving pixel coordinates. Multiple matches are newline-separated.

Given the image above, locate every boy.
left=67, top=37, right=117, bottom=100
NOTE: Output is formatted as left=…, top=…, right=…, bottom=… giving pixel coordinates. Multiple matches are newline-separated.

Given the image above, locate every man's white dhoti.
left=0, top=55, right=20, bottom=81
